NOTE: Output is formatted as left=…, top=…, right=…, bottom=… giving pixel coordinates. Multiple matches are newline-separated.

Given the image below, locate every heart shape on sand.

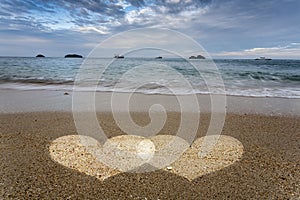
left=50, top=134, right=243, bottom=181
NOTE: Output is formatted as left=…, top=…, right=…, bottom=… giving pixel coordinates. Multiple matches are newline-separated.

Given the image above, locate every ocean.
left=0, top=57, right=299, bottom=98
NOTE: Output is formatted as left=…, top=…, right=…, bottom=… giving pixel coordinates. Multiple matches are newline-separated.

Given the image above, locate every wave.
left=0, top=77, right=74, bottom=85
left=283, top=75, right=300, bottom=81
left=0, top=82, right=299, bottom=99
left=231, top=71, right=300, bottom=82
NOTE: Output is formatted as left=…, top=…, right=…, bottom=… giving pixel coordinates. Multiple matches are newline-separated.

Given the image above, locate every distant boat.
left=36, top=54, right=45, bottom=58
left=65, top=54, right=83, bottom=58
left=114, top=54, right=124, bottom=59
left=255, top=57, right=272, bottom=60
left=189, top=54, right=205, bottom=59
left=155, top=56, right=162, bottom=59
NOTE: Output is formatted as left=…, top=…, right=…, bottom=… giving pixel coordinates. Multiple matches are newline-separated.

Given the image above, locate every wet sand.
left=1, top=89, right=300, bottom=115
left=1, top=111, right=299, bottom=199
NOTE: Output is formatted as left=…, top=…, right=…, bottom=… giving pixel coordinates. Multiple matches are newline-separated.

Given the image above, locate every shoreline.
left=0, top=82, right=299, bottom=99
left=0, top=89, right=299, bottom=116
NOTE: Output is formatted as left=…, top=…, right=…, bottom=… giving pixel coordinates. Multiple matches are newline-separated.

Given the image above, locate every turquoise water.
left=0, top=57, right=299, bottom=98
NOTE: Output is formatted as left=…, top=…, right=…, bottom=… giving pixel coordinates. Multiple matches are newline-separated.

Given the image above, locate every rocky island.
left=65, top=54, right=83, bottom=58
left=189, top=55, right=205, bottom=59
left=36, top=54, right=45, bottom=58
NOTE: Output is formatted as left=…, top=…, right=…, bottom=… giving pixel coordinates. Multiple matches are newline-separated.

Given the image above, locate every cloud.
left=0, top=0, right=126, bottom=31
left=126, top=0, right=145, bottom=7
left=0, top=36, right=50, bottom=44
left=0, top=0, right=213, bottom=31
left=1, top=0, right=55, bottom=14
left=0, top=17, right=50, bottom=32
left=213, top=43, right=300, bottom=59
left=79, top=27, right=110, bottom=35
left=152, top=0, right=211, bottom=14
left=0, top=0, right=300, bottom=57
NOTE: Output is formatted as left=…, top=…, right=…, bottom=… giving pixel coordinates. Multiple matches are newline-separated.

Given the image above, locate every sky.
left=0, top=0, right=300, bottom=58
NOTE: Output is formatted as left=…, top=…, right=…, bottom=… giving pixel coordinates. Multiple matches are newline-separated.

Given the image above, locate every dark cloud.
left=127, top=0, right=145, bottom=7
left=0, top=0, right=127, bottom=33
left=0, top=0, right=126, bottom=23
left=0, top=0, right=212, bottom=26
left=0, top=16, right=50, bottom=32
left=1, top=0, right=55, bottom=14
left=0, top=10, right=12, bottom=17
left=59, top=0, right=125, bottom=17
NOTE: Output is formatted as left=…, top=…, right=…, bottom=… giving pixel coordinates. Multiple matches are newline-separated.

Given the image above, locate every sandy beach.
left=0, top=90, right=299, bottom=199
left=1, top=0, right=300, bottom=199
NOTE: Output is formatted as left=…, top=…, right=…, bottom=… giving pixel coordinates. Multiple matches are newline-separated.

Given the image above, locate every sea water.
left=0, top=57, right=299, bottom=98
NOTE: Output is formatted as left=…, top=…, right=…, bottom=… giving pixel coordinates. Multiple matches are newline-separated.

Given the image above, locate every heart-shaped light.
left=50, top=134, right=243, bottom=181
left=169, top=135, right=244, bottom=180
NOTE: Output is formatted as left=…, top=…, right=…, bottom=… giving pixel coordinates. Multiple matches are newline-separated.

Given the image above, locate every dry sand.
left=1, top=112, right=299, bottom=199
